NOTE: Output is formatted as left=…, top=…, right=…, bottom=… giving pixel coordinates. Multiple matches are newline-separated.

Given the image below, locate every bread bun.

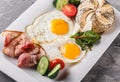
left=75, top=0, right=115, bottom=33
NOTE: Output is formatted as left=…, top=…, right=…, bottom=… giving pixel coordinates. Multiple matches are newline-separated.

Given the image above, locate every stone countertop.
left=0, top=0, right=120, bottom=82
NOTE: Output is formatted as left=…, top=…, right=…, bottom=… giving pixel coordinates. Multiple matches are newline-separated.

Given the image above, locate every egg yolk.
left=51, top=19, right=69, bottom=35
left=61, top=43, right=80, bottom=59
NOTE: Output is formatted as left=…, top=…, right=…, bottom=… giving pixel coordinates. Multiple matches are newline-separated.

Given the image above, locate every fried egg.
left=26, top=10, right=86, bottom=63
left=41, top=38, right=86, bottom=63
left=26, top=10, right=74, bottom=44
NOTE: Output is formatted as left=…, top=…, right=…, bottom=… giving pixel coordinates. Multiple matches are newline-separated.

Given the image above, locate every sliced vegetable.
left=53, top=0, right=69, bottom=10
left=49, top=59, right=65, bottom=70
left=48, top=64, right=61, bottom=79
left=36, top=56, right=49, bottom=76
left=62, top=4, right=77, bottom=17
left=69, top=0, right=80, bottom=7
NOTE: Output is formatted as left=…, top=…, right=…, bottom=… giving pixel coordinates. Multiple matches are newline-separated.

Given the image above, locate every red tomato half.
left=49, top=59, right=65, bottom=70
left=62, top=4, right=77, bottom=17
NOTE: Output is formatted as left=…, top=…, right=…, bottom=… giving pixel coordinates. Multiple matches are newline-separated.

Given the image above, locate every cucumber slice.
left=48, top=64, right=61, bottom=79
left=36, top=56, right=49, bottom=76
left=53, top=0, right=69, bottom=10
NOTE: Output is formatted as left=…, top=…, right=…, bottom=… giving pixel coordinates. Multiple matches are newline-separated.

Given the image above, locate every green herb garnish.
left=69, top=0, right=80, bottom=7
left=71, top=30, right=101, bottom=51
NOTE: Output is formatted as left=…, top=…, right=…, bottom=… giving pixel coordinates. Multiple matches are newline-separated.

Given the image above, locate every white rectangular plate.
left=0, top=0, right=120, bottom=82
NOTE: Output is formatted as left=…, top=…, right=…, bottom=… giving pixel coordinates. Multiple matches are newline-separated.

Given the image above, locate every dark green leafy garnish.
left=71, top=30, right=101, bottom=51
left=69, top=0, right=80, bottom=7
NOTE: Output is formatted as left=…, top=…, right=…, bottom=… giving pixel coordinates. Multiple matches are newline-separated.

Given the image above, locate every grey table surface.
left=0, top=0, right=120, bottom=82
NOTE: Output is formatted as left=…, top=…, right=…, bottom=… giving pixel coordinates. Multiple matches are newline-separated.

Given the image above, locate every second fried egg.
left=41, top=38, right=86, bottom=63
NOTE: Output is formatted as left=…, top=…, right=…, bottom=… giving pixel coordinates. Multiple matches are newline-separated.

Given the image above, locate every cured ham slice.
left=2, top=30, right=46, bottom=68
left=2, top=30, right=22, bottom=47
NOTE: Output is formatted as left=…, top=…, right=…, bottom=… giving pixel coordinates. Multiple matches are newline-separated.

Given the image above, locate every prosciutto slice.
left=2, top=30, right=46, bottom=67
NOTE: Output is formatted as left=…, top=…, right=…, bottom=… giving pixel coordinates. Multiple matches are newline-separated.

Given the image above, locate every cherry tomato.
left=49, top=59, right=65, bottom=70
left=62, top=4, right=77, bottom=17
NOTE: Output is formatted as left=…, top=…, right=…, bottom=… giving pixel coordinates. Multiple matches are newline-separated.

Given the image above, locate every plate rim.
left=0, top=0, right=120, bottom=82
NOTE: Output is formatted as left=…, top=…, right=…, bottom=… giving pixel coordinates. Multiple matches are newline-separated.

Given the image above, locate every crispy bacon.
left=2, top=30, right=46, bottom=68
